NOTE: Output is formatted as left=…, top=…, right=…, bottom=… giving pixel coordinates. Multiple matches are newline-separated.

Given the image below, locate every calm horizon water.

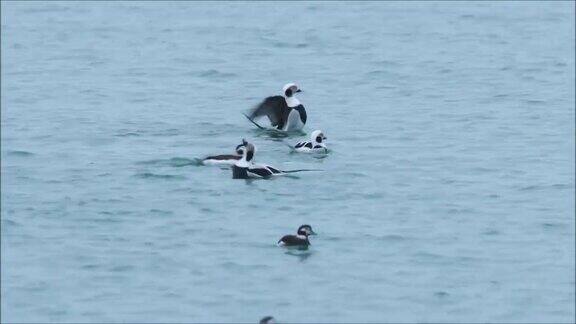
left=1, top=1, right=575, bottom=323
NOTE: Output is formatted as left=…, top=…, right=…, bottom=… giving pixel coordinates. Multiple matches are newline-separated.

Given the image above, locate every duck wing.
left=247, top=96, right=290, bottom=129
left=204, top=154, right=240, bottom=161
left=278, top=235, right=307, bottom=246
left=247, top=166, right=274, bottom=178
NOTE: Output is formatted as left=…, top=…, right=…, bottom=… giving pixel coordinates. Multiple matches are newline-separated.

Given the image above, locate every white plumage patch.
left=202, top=159, right=236, bottom=166
left=285, top=96, right=301, bottom=108
left=293, top=129, right=328, bottom=153
left=284, top=109, right=305, bottom=131
left=294, top=144, right=327, bottom=154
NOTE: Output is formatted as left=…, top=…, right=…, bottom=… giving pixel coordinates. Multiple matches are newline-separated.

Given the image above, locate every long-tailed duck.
left=245, top=83, right=307, bottom=132
left=201, top=140, right=248, bottom=165
left=294, top=130, right=328, bottom=153
left=232, top=140, right=319, bottom=179
left=278, top=225, right=317, bottom=247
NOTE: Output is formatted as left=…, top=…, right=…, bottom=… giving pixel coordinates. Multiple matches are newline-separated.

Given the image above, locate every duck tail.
left=242, top=113, right=266, bottom=129
left=282, top=169, right=323, bottom=173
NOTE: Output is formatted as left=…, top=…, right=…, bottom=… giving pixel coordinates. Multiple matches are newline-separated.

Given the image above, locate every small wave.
left=198, top=69, right=237, bottom=79
left=110, top=265, right=135, bottom=272
left=270, top=41, right=308, bottom=49
left=129, top=98, right=151, bottom=104
left=482, top=229, right=500, bottom=236
left=22, top=5, right=70, bottom=13
left=519, top=185, right=539, bottom=191
left=284, top=250, right=314, bottom=261
left=149, top=209, right=174, bottom=215
left=322, top=236, right=344, bottom=242
left=115, top=127, right=147, bottom=136
left=5, top=150, right=34, bottom=157
left=434, top=291, right=450, bottom=298
left=253, top=128, right=291, bottom=138
left=152, top=128, right=181, bottom=137
left=134, top=172, right=186, bottom=180
left=115, top=132, right=142, bottom=137
left=377, top=234, right=407, bottom=242
left=136, top=157, right=201, bottom=167
left=86, top=215, right=123, bottom=224
left=373, top=60, right=400, bottom=67
left=413, top=251, right=444, bottom=260
left=365, top=70, right=397, bottom=78
left=2, top=219, right=21, bottom=227
left=519, top=183, right=571, bottom=192
left=80, top=264, right=101, bottom=270
left=447, top=208, right=474, bottom=215
left=542, top=222, right=563, bottom=229
left=470, top=167, right=496, bottom=173
left=524, top=100, right=546, bottom=105
left=363, top=192, right=383, bottom=199
left=342, top=171, right=369, bottom=178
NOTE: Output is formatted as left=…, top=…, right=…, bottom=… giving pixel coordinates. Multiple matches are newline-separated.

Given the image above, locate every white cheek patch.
left=285, top=96, right=301, bottom=107
left=310, top=130, right=322, bottom=142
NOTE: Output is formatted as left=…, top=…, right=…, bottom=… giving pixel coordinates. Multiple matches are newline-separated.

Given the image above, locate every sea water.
left=1, top=2, right=574, bottom=322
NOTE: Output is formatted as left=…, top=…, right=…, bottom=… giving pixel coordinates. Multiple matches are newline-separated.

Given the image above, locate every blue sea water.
left=1, top=1, right=575, bottom=323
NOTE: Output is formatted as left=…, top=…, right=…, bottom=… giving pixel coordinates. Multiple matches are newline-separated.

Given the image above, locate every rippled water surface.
left=2, top=2, right=575, bottom=323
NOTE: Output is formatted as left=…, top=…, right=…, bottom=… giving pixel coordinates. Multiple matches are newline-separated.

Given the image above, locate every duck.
left=245, top=83, right=307, bottom=132
left=277, top=225, right=317, bottom=247
left=232, top=140, right=319, bottom=179
left=259, top=316, right=275, bottom=324
left=232, top=142, right=282, bottom=179
left=293, top=130, right=328, bottom=153
left=201, top=140, right=247, bottom=166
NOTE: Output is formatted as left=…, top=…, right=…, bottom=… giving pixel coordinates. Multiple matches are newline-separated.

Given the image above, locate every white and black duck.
left=201, top=140, right=248, bottom=165
left=293, top=130, right=328, bottom=153
left=232, top=142, right=282, bottom=179
left=245, top=83, right=307, bottom=132
left=277, top=225, right=317, bottom=247
left=232, top=140, right=320, bottom=179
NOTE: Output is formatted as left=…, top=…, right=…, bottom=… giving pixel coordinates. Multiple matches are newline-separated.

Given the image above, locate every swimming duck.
left=293, top=130, right=328, bottom=153
left=277, top=225, right=317, bottom=247
left=201, top=140, right=247, bottom=165
left=232, top=140, right=319, bottom=179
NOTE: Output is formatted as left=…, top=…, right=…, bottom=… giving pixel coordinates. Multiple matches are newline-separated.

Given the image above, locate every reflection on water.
left=284, top=249, right=314, bottom=263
